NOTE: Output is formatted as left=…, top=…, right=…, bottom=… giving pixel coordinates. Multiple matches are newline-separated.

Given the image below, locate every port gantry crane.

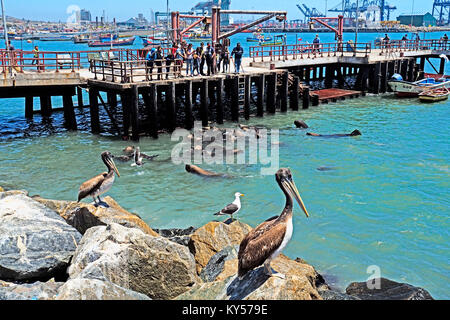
left=296, top=4, right=325, bottom=23
left=328, top=0, right=396, bottom=21
left=433, top=0, right=450, bottom=26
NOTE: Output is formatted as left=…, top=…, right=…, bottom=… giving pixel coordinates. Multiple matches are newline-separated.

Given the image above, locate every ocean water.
left=0, top=32, right=449, bottom=299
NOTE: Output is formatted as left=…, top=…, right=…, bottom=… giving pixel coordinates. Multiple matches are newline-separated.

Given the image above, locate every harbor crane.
left=432, top=0, right=450, bottom=26
left=329, top=0, right=396, bottom=21
left=296, top=4, right=325, bottom=23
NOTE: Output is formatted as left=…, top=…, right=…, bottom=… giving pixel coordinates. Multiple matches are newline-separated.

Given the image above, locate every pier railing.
left=377, top=39, right=449, bottom=55
left=90, top=58, right=183, bottom=83
left=249, top=42, right=372, bottom=62
left=0, top=48, right=172, bottom=73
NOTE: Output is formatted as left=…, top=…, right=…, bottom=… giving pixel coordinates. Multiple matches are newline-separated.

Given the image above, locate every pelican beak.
left=282, top=178, right=309, bottom=218
left=108, top=156, right=120, bottom=177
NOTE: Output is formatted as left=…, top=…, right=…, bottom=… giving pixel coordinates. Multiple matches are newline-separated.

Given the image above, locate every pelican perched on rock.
left=214, top=192, right=244, bottom=220
left=238, top=168, right=309, bottom=280
left=77, top=151, right=120, bottom=206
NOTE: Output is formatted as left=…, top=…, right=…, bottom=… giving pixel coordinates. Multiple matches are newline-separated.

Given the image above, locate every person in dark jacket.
left=231, top=43, right=244, bottom=73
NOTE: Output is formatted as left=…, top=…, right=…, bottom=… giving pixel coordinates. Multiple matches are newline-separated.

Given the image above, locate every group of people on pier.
left=145, top=41, right=244, bottom=80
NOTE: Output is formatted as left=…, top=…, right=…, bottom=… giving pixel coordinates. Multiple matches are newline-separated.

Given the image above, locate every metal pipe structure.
left=310, top=15, right=344, bottom=43
left=215, top=9, right=287, bottom=42
left=1, top=0, right=9, bottom=50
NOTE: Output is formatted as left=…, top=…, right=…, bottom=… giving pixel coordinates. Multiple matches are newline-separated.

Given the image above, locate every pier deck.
left=0, top=38, right=447, bottom=140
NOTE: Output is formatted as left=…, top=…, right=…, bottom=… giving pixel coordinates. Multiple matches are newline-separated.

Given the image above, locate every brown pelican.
left=214, top=192, right=244, bottom=220
left=77, top=151, right=120, bottom=206
left=238, top=168, right=309, bottom=280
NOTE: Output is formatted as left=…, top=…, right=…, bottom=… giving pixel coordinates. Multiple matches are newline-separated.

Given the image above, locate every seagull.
left=214, top=192, right=244, bottom=220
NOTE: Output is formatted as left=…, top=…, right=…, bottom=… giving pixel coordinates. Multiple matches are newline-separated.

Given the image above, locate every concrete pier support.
left=40, top=95, right=52, bottom=117
left=266, top=74, right=277, bottom=114
left=290, top=76, right=300, bottom=111
left=25, top=96, right=34, bottom=119
left=280, top=72, right=289, bottom=112
left=216, top=78, right=224, bottom=124
left=185, top=81, right=194, bottom=129
left=201, top=79, right=209, bottom=126
left=302, top=87, right=310, bottom=109
left=130, top=85, right=140, bottom=141
left=244, top=75, right=251, bottom=120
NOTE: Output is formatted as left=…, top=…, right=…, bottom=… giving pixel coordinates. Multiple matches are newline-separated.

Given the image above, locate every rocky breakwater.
left=0, top=185, right=435, bottom=300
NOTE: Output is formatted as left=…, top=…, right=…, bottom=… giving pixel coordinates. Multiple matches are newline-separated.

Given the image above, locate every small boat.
left=189, top=33, right=212, bottom=42
left=388, top=74, right=450, bottom=97
left=259, top=34, right=286, bottom=47
left=419, top=87, right=450, bottom=102
left=141, top=36, right=170, bottom=47
left=247, top=32, right=272, bottom=43
left=88, top=36, right=136, bottom=48
left=40, top=35, right=73, bottom=41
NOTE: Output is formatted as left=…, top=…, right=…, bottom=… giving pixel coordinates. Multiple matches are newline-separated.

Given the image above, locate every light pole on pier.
left=1, top=0, right=9, bottom=50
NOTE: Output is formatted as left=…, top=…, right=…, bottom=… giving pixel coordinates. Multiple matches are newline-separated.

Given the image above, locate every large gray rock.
left=0, top=193, right=82, bottom=282
left=346, top=278, right=434, bottom=300
left=0, top=279, right=62, bottom=300
left=200, top=245, right=239, bottom=283
left=56, top=278, right=150, bottom=300
left=177, top=254, right=322, bottom=300
left=68, top=223, right=200, bottom=300
left=153, top=227, right=197, bottom=246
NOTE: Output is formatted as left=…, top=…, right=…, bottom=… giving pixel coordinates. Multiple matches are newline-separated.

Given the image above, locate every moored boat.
left=388, top=74, right=450, bottom=97
left=88, top=36, right=136, bottom=48
left=419, top=87, right=450, bottom=102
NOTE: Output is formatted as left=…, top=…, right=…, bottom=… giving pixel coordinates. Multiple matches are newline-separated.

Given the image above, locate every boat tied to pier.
left=88, top=36, right=136, bottom=48
left=388, top=74, right=450, bottom=98
left=419, top=87, right=450, bottom=102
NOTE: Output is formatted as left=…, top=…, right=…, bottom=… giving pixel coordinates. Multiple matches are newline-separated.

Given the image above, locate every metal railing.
left=90, top=58, right=183, bottom=83
left=249, top=42, right=372, bottom=62
left=376, top=39, right=449, bottom=54
left=0, top=47, right=174, bottom=73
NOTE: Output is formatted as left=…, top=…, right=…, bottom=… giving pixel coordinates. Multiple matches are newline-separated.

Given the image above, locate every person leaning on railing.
left=154, top=46, right=163, bottom=80
left=165, top=52, right=174, bottom=80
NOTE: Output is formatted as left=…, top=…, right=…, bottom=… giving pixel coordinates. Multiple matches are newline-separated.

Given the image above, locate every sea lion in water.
left=294, top=120, right=309, bottom=129
left=307, top=130, right=361, bottom=138
left=185, top=164, right=225, bottom=177
left=114, top=146, right=159, bottom=164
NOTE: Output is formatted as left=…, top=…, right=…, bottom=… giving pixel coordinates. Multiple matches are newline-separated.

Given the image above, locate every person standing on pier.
left=193, top=47, right=201, bottom=76
left=146, top=47, right=156, bottom=80
left=175, top=45, right=184, bottom=78
left=32, top=45, right=41, bottom=70
left=185, top=43, right=194, bottom=77
left=222, top=47, right=230, bottom=73
left=313, top=34, right=321, bottom=54
left=231, top=43, right=244, bottom=73
left=443, top=34, right=449, bottom=50
left=205, top=43, right=215, bottom=76
left=165, top=52, right=174, bottom=80
left=199, top=42, right=206, bottom=75
left=154, top=46, right=164, bottom=80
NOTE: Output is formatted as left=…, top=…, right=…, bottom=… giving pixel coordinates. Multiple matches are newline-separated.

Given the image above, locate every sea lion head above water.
left=350, top=130, right=362, bottom=136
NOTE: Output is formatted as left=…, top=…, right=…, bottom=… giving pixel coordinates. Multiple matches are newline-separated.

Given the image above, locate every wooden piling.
left=107, top=92, right=117, bottom=110
left=280, top=72, right=288, bottom=112
left=231, top=76, right=239, bottom=121
left=76, top=86, right=84, bottom=108
left=166, top=82, right=176, bottom=132
left=120, top=92, right=130, bottom=137
left=302, top=87, right=310, bottom=109
left=40, top=95, right=52, bottom=117
left=380, top=62, right=388, bottom=93
left=290, top=76, right=299, bottom=111
left=244, top=75, right=251, bottom=120
left=88, top=88, right=100, bottom=134
left=257, top=74, right=265, bottom=117
left=62, top=94, right=77, bottom=130
left=201, top=79, right=209, bottom=126
left=143, top=84, right=158, bottom=139
left=408, top=59, right=415, bottom=82
left=440, top=58, right=446, bottom=75
left=267, top=74, right=276, bottom=114
left=25, top=96, right=34, bottom=119
left=130, top=86, right=140, bottom=141
left=185, top=80, right=194, bottom=129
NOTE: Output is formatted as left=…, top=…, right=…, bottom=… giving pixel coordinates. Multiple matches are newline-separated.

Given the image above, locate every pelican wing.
left=113, top=155, right=132, bottom=162
left=238, top=218, right=285, bottom=277
left=141, top=153, right=159, bottom=160
left=77, top=172, right=108, bottom=202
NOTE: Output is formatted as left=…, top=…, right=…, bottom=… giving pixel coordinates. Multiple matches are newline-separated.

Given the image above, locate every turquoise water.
left=0, top=32, right=449, bottom=299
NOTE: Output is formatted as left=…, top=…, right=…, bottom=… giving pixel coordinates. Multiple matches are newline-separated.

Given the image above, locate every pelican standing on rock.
left=77, top=151, right=120, bottom=206
left=238, top=168, right=309, bottom=279
left=214, top=192, right=244, bottom=220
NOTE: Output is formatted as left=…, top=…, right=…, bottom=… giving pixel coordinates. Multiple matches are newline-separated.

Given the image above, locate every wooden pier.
left=0, top=38, right=448, bottom=141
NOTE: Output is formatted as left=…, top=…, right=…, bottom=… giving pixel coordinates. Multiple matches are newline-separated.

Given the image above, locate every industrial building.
left=396, top=13, right=437, bottom=27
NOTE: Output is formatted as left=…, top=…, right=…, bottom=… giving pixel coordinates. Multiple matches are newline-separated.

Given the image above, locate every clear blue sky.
left=4, top=0, right=433, bottom=22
